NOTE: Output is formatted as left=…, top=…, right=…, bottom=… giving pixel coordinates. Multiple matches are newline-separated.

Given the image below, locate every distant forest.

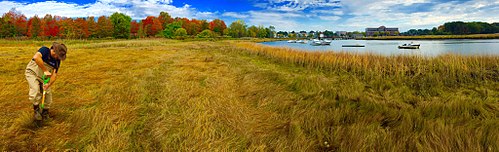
left=402, top=21, right=499, bottom=36
left=0, top=10, right=276, bottom=39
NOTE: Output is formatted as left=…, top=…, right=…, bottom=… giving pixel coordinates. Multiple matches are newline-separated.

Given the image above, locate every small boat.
left=409, top=42, right=420, bottom=46
left=322, top=39, right=332, bottom=45
left=398, top=43, right=420, bottom=49
left=310, top=39, right=329, bottom=46
left=342, top=44, right=365, bottom=47
left=310, top=41, right=322, bottom=46
left=287, top=40, right=297, bottom=43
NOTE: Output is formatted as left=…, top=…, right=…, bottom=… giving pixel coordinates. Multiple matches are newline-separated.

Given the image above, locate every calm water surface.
left=260, top=39, right=499, bottom=56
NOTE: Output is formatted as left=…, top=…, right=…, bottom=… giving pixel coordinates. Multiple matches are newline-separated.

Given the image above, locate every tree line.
left=402, top=21, right=499, bottom=36
left=0, top=10, right=276, bottom=39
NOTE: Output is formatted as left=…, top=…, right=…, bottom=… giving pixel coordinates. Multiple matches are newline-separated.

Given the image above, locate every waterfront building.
left=365, top=26, right=399, bottom=36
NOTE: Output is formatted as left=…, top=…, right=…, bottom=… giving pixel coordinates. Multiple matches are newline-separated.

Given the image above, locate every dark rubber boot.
left=33, top=105, right=42, bottom=120
left=42, top=109, right=50, bottom=120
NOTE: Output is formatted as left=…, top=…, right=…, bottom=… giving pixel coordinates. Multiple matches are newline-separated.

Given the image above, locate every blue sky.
left=1, top=0, right=497, bottom=32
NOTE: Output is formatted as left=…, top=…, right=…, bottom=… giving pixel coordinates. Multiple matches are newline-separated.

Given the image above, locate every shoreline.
left=359, top=33, right=499, bottom=40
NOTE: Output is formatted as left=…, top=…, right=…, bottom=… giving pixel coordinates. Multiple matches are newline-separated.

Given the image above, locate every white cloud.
left=222, top=12, right=249, bottom=19
left=247, top=11, right=302, bottom=30
left=0, top=0, right=210, bottom=20
left=337, top=0, right=499, bottom=31
left=259, top=0, right=341, bottom=11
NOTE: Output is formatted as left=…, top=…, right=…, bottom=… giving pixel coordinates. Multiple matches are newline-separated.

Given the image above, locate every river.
left=260, top=39, right=499, bottom=56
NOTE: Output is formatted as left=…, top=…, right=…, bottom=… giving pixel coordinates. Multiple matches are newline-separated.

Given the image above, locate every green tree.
left=110, top=12, right=131, bottom=39
left=228, top=20, right=247, bottom=38
left=174, top=28, right=187, bottom=37
left=196, top=29, right=215, bottom=38
left=267, top=26, right=275, bottom=38
left=162, top=21, right=182, bottom=38
left=257, top=25, right=267, bottom=38
left=247, top=25, right=258, bottom=37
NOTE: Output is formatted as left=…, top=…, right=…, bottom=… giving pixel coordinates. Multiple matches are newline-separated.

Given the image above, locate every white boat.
left=296, top=40, right=304, bottom=43
left=310, top=39, right=331, bottom=46
left=322, top=39, right=332, bottom=45
left=287, top=40, right=297, bottom=43
left=310, top=39, right=322, bottom=46
left=409, top=42, right=420, bottom=46
left=321, top=40, right=331, bottom=45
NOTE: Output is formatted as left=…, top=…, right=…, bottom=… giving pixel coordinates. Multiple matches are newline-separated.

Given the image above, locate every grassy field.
left=361, top=33, right=499, bottom=40
left=0, top=39, right=498, bottom=151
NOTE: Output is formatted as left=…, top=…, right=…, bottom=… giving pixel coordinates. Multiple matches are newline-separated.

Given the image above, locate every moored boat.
left=398, top=43, right=420, bottom=49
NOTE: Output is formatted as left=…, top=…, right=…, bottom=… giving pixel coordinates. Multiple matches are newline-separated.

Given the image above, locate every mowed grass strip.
left=1, top=39, right=498, bottom=151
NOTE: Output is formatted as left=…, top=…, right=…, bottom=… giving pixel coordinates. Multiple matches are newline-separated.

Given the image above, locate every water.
left=260, top=39, right=499, bottom=56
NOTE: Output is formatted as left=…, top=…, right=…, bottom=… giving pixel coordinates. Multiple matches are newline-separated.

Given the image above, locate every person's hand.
left=43, top=83, right=51, bottom=91
left=44, top=71, right=52, bottom=77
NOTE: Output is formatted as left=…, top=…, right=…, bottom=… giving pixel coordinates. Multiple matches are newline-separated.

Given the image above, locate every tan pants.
left=25, top=60, right=54, bottom=109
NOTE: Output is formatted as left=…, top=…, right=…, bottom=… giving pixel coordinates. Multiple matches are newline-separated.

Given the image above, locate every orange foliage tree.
left=209, top=19, right=226, bottom=36
left=74, top=18, right=89, bottom=39
left=96, top=16, right=113, bottom=38
left=27, top=15, right=42, bottom=38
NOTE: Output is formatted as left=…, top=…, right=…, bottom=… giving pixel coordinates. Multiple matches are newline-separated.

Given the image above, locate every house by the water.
left=365, top=26, right=399, bottom=36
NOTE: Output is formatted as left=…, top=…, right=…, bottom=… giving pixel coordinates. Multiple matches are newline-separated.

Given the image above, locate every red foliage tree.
left=130, top=20, right=140, bottom=37
left=74, top=18, right=89, bottom=39
left=142, top=16, right=162, bottom=37
left=27, top=15, right=42, bottom=38
left=209, top=19, right=227, bottom=36
left=41, top=14, right=59, bottom=38
left=1, top=10, right=27, bottom=37
left=14, top=13, right=27, bottom=36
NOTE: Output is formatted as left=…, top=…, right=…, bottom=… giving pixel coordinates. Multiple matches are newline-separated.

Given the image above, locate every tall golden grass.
left=1, top=39, right=498, bottom=151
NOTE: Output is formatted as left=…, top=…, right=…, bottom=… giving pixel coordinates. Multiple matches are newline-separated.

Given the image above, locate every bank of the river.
left=360, top=33, right=499, bottom=40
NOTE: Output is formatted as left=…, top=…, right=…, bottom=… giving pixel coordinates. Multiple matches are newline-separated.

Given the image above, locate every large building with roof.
left=365, top=26, right=399, bottom=36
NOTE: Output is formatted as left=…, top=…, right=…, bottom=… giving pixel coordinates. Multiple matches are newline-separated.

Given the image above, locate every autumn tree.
left=200, top=20, right=209, bottom=31
left=14, top=12, right=28, bottom=36
left=110, top=12, right=131, bottom=39
left=209, top=19, right=226, bottom=36
left=41, top=14, right=60, bottom=39
left=185, top=19, right=203, bottom=35
left=59, top=17, right=76, bottom=39
left=158, top=11, right=172, bottom=29
left=142, top=16, right=162, bottom=37
left=74, top=18, right=89, bottom=39
left=0, top=10, right=24, bottom=37
left=96, top=15, right=113, bottom=38
left=130, top=20, right=140, bottom=38
left=27, top=15, right=42, bottom=38
left=87, top=16, right=97, bottom=38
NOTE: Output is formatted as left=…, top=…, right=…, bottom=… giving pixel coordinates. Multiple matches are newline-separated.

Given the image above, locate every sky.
left=0, top=0, right=497, bottom=32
